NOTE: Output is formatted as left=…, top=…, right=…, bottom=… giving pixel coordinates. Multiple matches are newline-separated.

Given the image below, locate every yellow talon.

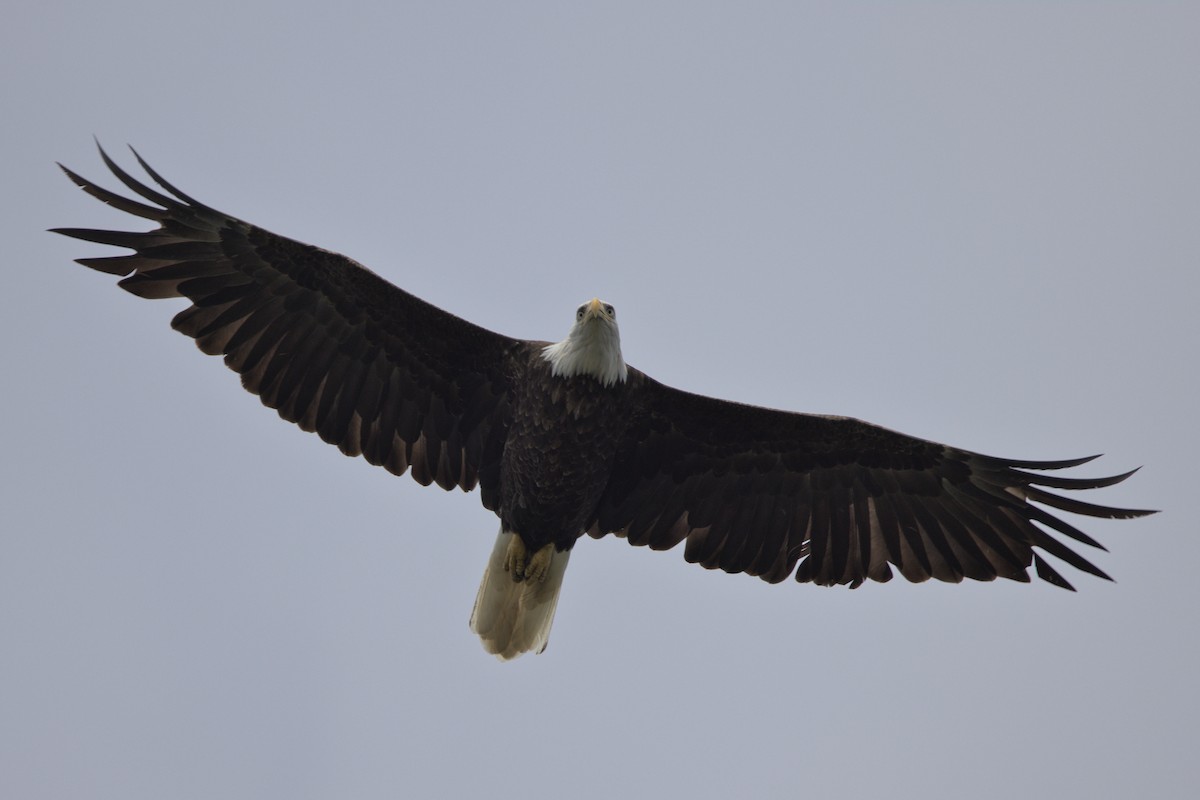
left=503, top=534, right=528, bottom=581
left=525, top=543, right=555, bottom=584
left=502, top=535, right=555, bottom=583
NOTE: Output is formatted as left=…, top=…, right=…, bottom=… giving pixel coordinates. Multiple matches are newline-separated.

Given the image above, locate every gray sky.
left=3, top=2, right=1197, bottom=798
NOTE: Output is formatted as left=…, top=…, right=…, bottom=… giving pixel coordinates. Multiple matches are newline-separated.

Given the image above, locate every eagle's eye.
left=603, top=304, right=615, bottom=317
left=576, top=306, right=586, bottom=320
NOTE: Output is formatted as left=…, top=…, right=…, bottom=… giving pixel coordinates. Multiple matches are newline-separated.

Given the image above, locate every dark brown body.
left=499, top=352, right=635, bottom=553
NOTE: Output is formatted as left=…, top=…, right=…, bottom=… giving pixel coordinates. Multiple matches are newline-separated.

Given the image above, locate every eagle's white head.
left=541, top=297, right=628, bottom=386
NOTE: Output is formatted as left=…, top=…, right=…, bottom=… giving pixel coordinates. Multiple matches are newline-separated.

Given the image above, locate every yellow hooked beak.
left=577, top=297, right=614, bottom=324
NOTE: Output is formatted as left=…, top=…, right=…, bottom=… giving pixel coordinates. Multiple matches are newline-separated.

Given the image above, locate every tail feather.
left=470, top=529, right=571, bottom=660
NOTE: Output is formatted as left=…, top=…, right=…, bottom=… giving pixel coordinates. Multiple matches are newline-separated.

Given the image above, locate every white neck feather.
left=541, top=319, right=628, bottom=386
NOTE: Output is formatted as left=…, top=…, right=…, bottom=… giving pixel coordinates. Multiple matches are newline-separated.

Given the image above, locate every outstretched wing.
left=52, top=145, right=530, bottom=509
left=592, top=375, right=1154, bottom=590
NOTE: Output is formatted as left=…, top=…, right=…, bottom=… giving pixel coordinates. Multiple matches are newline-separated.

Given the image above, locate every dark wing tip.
left=94, top=137, right=120, bottom=172
left=1097, top=466, right=1160, bottom=517
left=1019, top=465, right=1141, bottom=491
left=56, top=161, right=87, bottom=187
left=1000, top=458, right=1158, bottom=518
left=1114, top=506, right=1160, bottom=518
left=48, top=226, right=100, bottom=240
left=1033, top=554, right=1079, bottom=590
left=127, top=144, right=204, bottom=206
left=58, top=146, right=174, bottom=220
left=88, top=139, right=178, bottom=208
left=1002, top=453, right=1104, bottom=470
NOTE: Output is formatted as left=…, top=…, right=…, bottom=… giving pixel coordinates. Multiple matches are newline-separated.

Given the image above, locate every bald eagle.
left=53, top=146, right=1154, bottom=660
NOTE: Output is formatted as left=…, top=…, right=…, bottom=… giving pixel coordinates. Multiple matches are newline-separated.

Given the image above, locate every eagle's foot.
left=503, top=535, right=554, bottom=584
left=524, top=542, right=555, bottom=584
left=503, top=534, right=528, bottom=581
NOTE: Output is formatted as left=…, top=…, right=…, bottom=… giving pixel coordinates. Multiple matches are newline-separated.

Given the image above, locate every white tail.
left=470, top=528, right=572, bottom=660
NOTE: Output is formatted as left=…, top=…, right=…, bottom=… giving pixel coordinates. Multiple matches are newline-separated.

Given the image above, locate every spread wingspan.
left=54, top=145, right=1156, bottom=662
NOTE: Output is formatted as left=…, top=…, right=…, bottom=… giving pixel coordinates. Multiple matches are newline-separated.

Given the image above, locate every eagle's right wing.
left=53, top=145, right=529, bottom=509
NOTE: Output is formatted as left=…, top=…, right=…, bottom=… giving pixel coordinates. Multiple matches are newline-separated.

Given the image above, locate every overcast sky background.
left=3, top=3, right=1197, bottom=798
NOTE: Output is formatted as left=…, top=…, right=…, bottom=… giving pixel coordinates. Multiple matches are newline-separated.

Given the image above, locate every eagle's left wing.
left=590, top=373, right=1153, bottom=590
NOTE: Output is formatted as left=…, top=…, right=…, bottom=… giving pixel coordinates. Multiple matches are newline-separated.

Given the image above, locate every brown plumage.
left=53, top=144, right=1155, bottom=658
